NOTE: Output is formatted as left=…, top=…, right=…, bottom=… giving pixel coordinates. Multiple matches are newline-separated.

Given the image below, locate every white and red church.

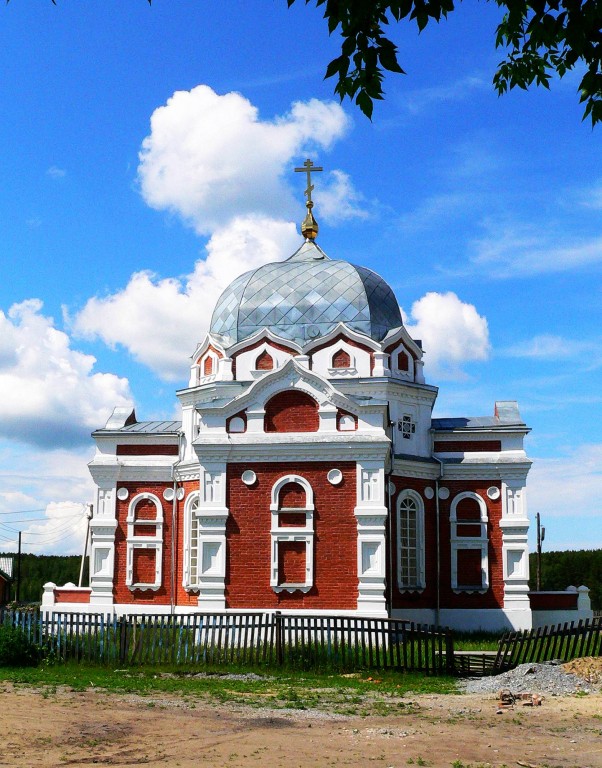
left=44, top=164, right=592, bottom=631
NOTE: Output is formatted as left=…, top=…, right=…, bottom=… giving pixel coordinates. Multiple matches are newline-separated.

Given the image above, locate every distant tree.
left=529, top=549, right=602, bottom=609
left=0, top=552, right=86, bottom=604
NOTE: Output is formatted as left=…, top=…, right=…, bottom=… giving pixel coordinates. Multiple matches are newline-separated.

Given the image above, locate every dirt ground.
left=1, top=683, right=601, bottom=768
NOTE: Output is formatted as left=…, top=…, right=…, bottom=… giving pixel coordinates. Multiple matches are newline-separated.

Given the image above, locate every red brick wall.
left=55, top=588, right=91, bottom=604
left=529, top=592, right=578, bottom=610
left=456, top=549, right=483, bottom=588
left=225, top=462, right=357, bottom=610
left=113, top=482, right=198, bottom=608
left=390, top=478, right=503, bottom=611
left=264, top=391, right=319, bottom=433
left=278, top=542, right=306, bottom=584
left=117, top=444, right=179, bottom=456
left=132, top=548, right=156, bottom=584
left=434, top=441, right=502, bottom=453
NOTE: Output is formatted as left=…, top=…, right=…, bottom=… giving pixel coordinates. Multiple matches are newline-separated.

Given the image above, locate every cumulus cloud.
left=137, top=85, right=351, bottom=234
left=0, top=300, right=131, bottom=448
left=72, top=217, right=299, bottom=380
left=316, top=170, right=369, bottom=223
left=404, top=291, right=490, bottom=379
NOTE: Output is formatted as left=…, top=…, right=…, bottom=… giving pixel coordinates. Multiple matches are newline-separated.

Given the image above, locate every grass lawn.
left=0, top=662, right=460, bottom=715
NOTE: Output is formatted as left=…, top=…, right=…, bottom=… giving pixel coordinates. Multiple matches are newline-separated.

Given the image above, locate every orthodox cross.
left=294, top=158, right=323, bottom=207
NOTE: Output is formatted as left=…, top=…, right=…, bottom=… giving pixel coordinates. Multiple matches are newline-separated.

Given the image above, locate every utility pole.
left=16, top=531, right=22, bottom=604
left=78, top=504, right=93, bottom=588
left=536, top=512, right=546, bottom=591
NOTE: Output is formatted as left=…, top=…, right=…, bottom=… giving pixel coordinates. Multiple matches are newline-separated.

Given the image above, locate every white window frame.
left=125, top=492, right=163, bottom=591
left=396, top=490, right=425, bottom=591
left=391, top=344, right=415, bottom=380
left=450, top=492, right=489, bottom=593
left=182, top=493, right=200, bottom=591
left=269, top=475, right=314, bottom=593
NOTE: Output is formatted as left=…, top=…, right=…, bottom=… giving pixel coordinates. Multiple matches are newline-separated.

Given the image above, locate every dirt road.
left=1, top=684, right=601, bottom=768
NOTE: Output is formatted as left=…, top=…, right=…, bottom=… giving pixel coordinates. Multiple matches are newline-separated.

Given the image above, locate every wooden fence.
left=0, top=609, right=454, bottom=674
left=494, top=617, right=602, bottom=671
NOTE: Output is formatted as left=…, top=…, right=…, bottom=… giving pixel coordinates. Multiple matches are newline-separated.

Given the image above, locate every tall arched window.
left=269, top=475, right=314, bottom=593
left=450, top=492, right=489, bottom=592
left=397, top=490, right=425, bottom=591
left=183, top=493, right=200, bottom=590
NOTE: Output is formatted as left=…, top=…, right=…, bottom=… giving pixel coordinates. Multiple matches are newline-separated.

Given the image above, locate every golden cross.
left=294, top=158, right=323, bottom=206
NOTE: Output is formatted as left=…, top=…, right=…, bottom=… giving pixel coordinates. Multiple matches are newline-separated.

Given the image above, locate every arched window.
left=397, top=350, right=409, bottom=372
left=255, top=350, right=274, bottom=370
left=269, top=475, right=314, bottom=593
left=397, top=490, right=425, bottom=591
left=332, top=349, right=351, bottom=368
left=450, top=492, right=489, bottom=592
left=183, top=494, right=200, bottom=590
left=203, top=356, right=213, bottom=376
left=125, top=493, right=163, bottom=591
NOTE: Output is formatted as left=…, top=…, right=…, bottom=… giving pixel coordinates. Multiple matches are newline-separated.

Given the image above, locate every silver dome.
left=210, top=240, right=403, bottom=348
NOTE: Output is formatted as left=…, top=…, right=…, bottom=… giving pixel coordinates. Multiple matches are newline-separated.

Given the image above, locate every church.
left=45, top=161, right=568, bottom=631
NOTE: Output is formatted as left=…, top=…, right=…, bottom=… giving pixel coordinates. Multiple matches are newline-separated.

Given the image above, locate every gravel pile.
left=461, top=661, right=597, bottom=696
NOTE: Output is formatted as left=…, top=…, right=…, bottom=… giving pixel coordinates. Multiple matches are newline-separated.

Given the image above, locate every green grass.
left=0, top=661, right=459, bottom=715
left=451, top=632, right=502, bottom=652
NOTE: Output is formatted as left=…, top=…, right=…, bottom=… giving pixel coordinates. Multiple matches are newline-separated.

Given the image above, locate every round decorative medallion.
left=387, top=480, right=396, bottom=496
left=424, top=487, right=435, bottom=500
left=116, top=488, right=129, bottom=501
left=438, top=487, right=450, bottom=500
left=177, top=487, right=185, bottom=500
left=487, top=486, right=501, bottom=500
left=163, top=488, right=174, bottom=501
left=242, top=470, right=257, bottom=486
left=327, top=469, right=343, bottom=485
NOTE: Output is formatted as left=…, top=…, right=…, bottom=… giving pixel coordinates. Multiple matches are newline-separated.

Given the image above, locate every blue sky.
left=0, top=1, right=600, bottom=559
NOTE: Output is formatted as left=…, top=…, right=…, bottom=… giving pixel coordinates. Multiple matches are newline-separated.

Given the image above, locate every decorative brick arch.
left=332, top=348, right=351, bottom=368
left=264, top=390, right=319, bottom=432
left=269, top=474, right=315, bottom=510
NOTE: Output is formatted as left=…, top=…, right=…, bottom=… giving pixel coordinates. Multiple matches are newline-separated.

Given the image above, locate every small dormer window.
left=332, top=349, right=351, bottom=368
left=397, top=351, right=410, bottom=372
left=203, top=356, right=213, bottom=376
left=255, top=350, right=274, bottom=370
left=398, top=414, right=416, bottom=439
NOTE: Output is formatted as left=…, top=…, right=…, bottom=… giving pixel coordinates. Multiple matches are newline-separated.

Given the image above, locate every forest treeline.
left=1, top=549, right=599, bottom=609
left=530, top=549, right=601, bottom=610
left=0, top=552, right=88, bottom=605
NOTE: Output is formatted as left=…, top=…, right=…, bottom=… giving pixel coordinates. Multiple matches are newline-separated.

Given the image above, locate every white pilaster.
left=87, top=467, right=119, bottom=610
left=500, top=475, right=532, bottom=628
left=196, top=462, right=229, bottom=610
left=354, top=461, right=388, bottom=615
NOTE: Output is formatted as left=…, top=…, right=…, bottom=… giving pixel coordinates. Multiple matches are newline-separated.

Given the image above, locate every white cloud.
left=316, top=170, right=369, bottom=223
left=137, top=85, right=351, bottom=234
left=0, top=442, right=96, bottom=555
left=503, top=334, right=602, bottom=363
left=404, top=291, right=490, bottom=380
left=72, top=217, right=299, bottom=380
left=528, top=444, right=602, bottom=548
left=0, top=299, right=131, bottom=447
left=402, top=75, right=488, bottom=115
left=46, top=165, right=66, bottom=179
left=470, top=220, right=602, bottom=278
